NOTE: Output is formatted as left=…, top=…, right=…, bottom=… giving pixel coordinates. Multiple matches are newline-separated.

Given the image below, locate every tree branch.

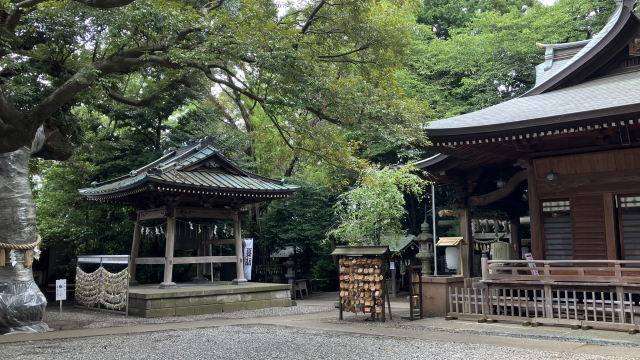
left=5, top=0, right=46, bottom=32
left=107, top=88, right=153, bottom=107
left=317, top=44, right=370, bottom=58
left=306, top=107, right=340, bottom=125
left=73, top=0, right=137, bottom=9
left=301, top=0, right=325, bottom=34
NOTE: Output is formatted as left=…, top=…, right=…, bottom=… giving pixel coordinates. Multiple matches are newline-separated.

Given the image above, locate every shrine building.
left=418, top=0, right=640, bottom=278
left=79, top=139, right=298, bottom=317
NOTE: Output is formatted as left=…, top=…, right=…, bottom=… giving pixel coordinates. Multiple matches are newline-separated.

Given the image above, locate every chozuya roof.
left=426, top=0, right=640, bottom=144
left=79, top=142, right=299, bottom=200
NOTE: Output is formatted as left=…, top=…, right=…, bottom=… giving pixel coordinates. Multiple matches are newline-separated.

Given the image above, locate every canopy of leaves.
left=329, top=166, right=427, bottom=246
left=407, top=0, right=615, bottom=120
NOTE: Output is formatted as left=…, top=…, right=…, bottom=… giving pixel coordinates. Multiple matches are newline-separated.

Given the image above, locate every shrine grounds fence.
left=447, top=259, right=640, bottom=332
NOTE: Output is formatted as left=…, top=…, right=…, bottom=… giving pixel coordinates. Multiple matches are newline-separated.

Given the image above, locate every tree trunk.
left=0, top=140, right=49, bottom=333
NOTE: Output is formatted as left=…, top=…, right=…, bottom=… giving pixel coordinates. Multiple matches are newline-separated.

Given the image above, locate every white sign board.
left=244, top=239, right=254, bottom=281
left=389, top=261, right=395, bottom=270
left=524, top=253, right=539, bottom=276
left=56, top=279, right=67, bottom=301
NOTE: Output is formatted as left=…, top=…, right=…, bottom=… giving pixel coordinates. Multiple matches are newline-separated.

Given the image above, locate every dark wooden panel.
left=571, top=196, right=607, bottom=261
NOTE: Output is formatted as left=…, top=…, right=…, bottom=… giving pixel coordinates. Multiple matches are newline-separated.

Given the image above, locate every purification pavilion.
left=79, top=139, right=299, bottom=288
left=418, top=0, right=640, bottom=278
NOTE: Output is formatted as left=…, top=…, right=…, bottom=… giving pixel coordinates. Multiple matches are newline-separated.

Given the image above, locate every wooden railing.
left=445, top=259, right=640, bottom=332
left=481, top=258, right=640, bottom=284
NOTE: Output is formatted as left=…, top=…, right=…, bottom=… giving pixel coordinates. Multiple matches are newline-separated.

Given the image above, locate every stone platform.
left=128, top=282, right=292, bottom=318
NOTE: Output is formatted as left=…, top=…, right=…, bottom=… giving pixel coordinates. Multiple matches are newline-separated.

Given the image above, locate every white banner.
left=244, top=239, right=254, bottom=281
left=525, top=253, right=539, bottom=276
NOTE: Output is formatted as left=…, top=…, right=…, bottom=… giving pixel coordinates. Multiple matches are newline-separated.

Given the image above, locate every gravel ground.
left=43, top=305, right=335, bottom=331
left=313, top=316, right=640, bottom=349
left=0, top=324, right=632, bottom=360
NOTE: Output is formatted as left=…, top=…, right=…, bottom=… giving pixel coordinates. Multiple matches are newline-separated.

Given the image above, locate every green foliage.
left=417, top=0, right=536, bottom=39
left=407, top=0, right=615, bottom=120
left=258, top=179, right=338, bottom=285
left=330, top=166, right=427, bottom=246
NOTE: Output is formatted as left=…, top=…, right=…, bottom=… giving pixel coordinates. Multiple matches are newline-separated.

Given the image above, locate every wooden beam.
left=202, top=239, right=236, bottom=245
left=232, top=218, right=247, bottom=284
left=135, top=256, right=237, bottom=264
left=160, top=216, right=176, bottom=288
left=603, top=192, right=618, bottom=262
left=527, top=160, right=544, bottom=260
left=468, top=170, right=527, bottom=207
left=137, top=207, right=169, bottom=220
left=460, top=206, right=473, bottom=277
left=134, top=257, right=166, bottom=264
left=174, top=207, right=248, bottom=220
left=129, top=217, right=142, bottom=283
left=174, top=256, right=237, bottom=264
left=510, top=214, right=521, bottom=260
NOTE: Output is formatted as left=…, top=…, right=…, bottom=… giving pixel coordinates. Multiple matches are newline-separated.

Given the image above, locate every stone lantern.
left=414, top=221, right=434, bottom=276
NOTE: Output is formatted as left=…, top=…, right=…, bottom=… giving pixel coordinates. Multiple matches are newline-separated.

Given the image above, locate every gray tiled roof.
left=426, top=69, right=640, bottom=135
left=526, top=4, right=623, bottom=94
left=426, top=2, right=638, bottom=137
left=79, top=145, right=298, bottom=197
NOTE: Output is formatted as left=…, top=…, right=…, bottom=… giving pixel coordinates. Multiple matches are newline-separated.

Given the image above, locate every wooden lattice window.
left=618, top=196, right=640, bottom=264
left=542, top=200, right=573, bottom=261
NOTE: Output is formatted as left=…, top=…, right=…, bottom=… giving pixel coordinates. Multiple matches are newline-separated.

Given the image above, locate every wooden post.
left=510, top=214, right=521, bottom=260
left=460, top=205, right=473, bottom=277
left=481, top=256, right=489, bottom=281
left=391, top=261, right=396, bottom=298
left=603, top=192, right=618, bottom=262
left=159, top=216, right=177, bottom=288
left=232, top=217, right=247, bottom=285
left=129, top=216, right=142, bottom=286
left=526, top=160, right=543, bottom=260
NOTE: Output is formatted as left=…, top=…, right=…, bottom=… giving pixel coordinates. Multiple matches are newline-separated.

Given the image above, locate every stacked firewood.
left=338, top=256, right=385, bottom=314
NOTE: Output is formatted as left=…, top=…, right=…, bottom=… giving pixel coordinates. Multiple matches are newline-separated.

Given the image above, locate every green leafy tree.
left=330, top=166, right=427, bottom=246
left=407, top=0, right=615, bottom=120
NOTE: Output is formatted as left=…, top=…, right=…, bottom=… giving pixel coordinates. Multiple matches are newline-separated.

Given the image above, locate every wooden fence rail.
left=447, top=259, right=640, bottom=332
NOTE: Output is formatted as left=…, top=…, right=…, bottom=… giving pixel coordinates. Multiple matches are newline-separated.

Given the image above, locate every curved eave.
left=525, top=3, right=638, bottom=96
left=427, top=102, right=640, bottom=142
left=81, top=179, right=299, bottom=200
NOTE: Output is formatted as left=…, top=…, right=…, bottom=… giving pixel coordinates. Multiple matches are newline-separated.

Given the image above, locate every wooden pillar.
left=603, top=192, right=618, bottom=261
left=232, top=217, right=247, bottom=285
left=129, top=216, right=142, bottom=286
left=510, top=214, right=521, bottom=260
left=526, top=161, right=543, bottom=260
left=460, top=205, right=473, bottom=278
left=159, top=216, right=177, bottom=288
left=194, top=218, right=207, bottom=283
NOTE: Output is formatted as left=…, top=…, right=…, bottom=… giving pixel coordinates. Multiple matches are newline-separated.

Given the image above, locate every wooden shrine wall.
left=530, top=148, right=640, bottom=261
left=570, top=196, right=607, bottom=260
left=534, top=147, right=640, bottom=198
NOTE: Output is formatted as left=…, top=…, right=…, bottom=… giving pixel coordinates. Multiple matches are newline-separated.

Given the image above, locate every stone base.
left=232, top=278, right=248, bottom=285
left=128, top=282, right=292, bottom=318
left=158, top=282, right=177, bottom=289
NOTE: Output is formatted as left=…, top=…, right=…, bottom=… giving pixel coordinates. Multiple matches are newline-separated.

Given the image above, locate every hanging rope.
left=0, top=234, right=41, bottom=267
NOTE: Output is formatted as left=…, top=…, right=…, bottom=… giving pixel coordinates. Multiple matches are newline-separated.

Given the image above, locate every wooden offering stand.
left=331, top=246, right=392, bottom=322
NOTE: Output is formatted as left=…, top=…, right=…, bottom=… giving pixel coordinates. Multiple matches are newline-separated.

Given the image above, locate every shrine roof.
left=79, top=144, right=298, bottom=198
left=426, top=1, right=640, bottom=142
left=427, top=69, right=640, bottom=137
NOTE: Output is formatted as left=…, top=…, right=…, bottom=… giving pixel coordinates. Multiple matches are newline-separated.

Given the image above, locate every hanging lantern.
left=496, top=178, right=506, bottom=189
left=546, top=169, right=559, bottom=182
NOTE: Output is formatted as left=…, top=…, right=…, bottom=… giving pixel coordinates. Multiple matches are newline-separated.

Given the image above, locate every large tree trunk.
left=0, top=134, right=49, bottom=334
